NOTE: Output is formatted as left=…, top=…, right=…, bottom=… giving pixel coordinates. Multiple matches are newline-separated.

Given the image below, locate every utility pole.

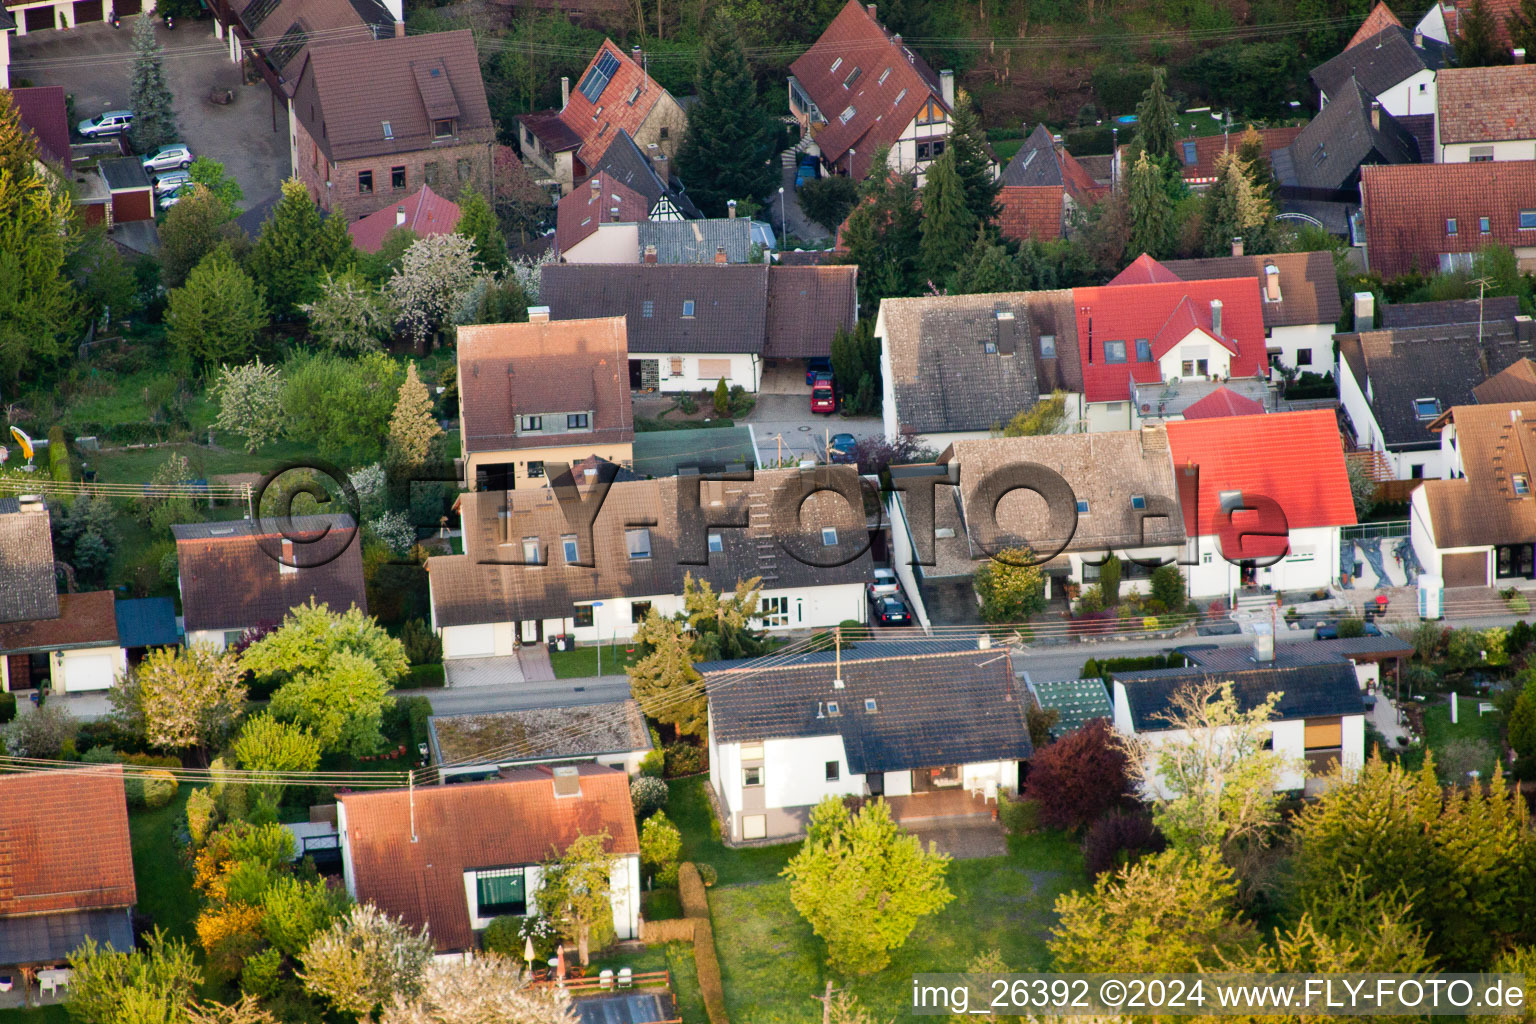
left=1472, top=275, right=1491, bottom=349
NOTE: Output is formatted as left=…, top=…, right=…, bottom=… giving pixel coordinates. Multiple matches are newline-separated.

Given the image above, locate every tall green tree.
left=840, top=149, right=921, bottom=309
left=1203, top=150, right=1274, bottom=258
left=675, top=20, right=778, bottom=217
left=782, top=798, right=954, bottom=975
left=536, top=833, right=617, bottom=967
left=281, top=352, right=404, bottom=462
left=455, top=190, right=506, bottom=272
left=626, top=611, right=705, bottom=737
left=950, top=227, right=1018, bottom=294
left=232, top=713, right=322, bottom=808
left=248, top=178, right=343, bottom=317
left=1127, top=151, right=1175, bottom=260
left=918, top=149, right=977, bottom=286
left=0, top=88, right=39, bottom=180
left=947, top=91, right=1001, bottom=227
left=682, top=573, right=765, bottom=661
left=973, top=547, right=1047, bottom=623
left=0, top=167, right=76, bottom=387
left=187, top=157, right=244, bottom=214
left=128, top=14, right=179, bottom=152
left=159, top=186, right=244, bottom=288
left=1457, top=0, right=1510, bottom=66
left=827, top=318, right=881, bottom=415
left=1133, top=68, right=1178, bottom=164
left=1509, top=0, right=1536, bottom=59
left=301, top=270, right=394, bottom=353
left=384, top=362, right=444, bottom=474
left=166, top=249, right=269, bottom=370
left=797, top=175, right=860, bottom=235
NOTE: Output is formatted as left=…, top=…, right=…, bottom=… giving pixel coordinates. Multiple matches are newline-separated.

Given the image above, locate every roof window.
left=827, top=700, right=841, bottom=716
left=844, top=66, right=862, bottom=88
left=878, top=67, right=891, bottom=84
left=894, top=87, right=907, bottom=106
left=1446, top=218, right=1458, bottom=235
left=382, top=121, right=393, bottom=139
left=830, top=56, right=843, bottom=72
left=1131, top=495, right=1146, bottom=510
left=839, top=105, right=857, bottom=124
left=1182, top=140, right=1196, bottom=165
left=865, top=698, right=878, bottom=712
left=1414, top=397, right=1440, bottom=420
left=1517, top=475, right=1531, bottom=496
left=682, top=299, right=696, bottom=317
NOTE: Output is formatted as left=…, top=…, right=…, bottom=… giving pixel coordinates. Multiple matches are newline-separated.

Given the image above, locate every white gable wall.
left=1157, top=327, right=1233, bottom=382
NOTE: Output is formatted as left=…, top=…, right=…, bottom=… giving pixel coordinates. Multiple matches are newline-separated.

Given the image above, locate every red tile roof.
left=1435, top=0, right=1520, bottom=48
left=1167, top=409, right=1357, bottom=535
left=1435, top=65, right=1536, bottom=145
left=1360, top=161, right=1536, bottom=278
left=1178, top=127, right=1302, bottom=186
left=1348, top=1, right=1404, bottom=50
left=1071, top=276, right=1267, bottom=402
left=789, top=0, right=947, bottom=181
left=0, top=766, right=136, bottom=917
left=558, top=40, right=673, bottom=171
left=0, top=591, right=120, bottom=653
left=554, top=172, right=649, bottom=257
left=348, top=184, right=461, bottom=253
left=9, top=86, right=71, bottom=173
left=1180, top=385, right=1268, bottom=419
left=1107, top=252, right=1183, bottom=286
left=339, top=765, right=639, bottom=951
left=997, top=186, right=1064, bottom=243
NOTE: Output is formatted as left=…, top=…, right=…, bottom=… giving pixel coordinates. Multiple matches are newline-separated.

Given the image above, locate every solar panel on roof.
left=578, top=50, right=621, bottom=103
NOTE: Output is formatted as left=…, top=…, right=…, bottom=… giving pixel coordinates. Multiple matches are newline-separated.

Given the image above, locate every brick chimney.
left=1265, top=262, right=1282, bottom=302
left=393, top=18, right=404, bottom=37
left=632, top=45, right=642, bottom=63
left=1370, top=99, right=1381, bottom=131
left=715, top=246, right=728, bottom=264
left=1210, top=298, right=1223, bottom=336
left=528, top=306, right=551, bottom=322
left=643, top=245, right=658, bottom=264
left=866, top=3, right=876, bottom=16
left=1516, top=47, right=1528, bottom=63
left=727, top=199, right=737, bottom=219
left=1231, top=236, right=1244, bottom=257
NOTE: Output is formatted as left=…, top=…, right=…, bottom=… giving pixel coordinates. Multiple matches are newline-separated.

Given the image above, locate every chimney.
left=727, top=199, right=737, bottom=219
left=1231, top=236, right=1244, bottom=257
left=561, top=76, right=570, bottom=108
left=643, top=244, right=658, bottom=264
left=866, top=2, right=876, bottom=16
left=1370, top=99, right=1381, bottom=131
left=1413, top=28, right=1423, bottom=47
left=891, top=32, right=901, bottom=45
left=16, top=494, right=44, bottom=514
left=1051, top=133, right=1063, bottom=150
left=393, top=18, right=404, bottom=37
left=1516, top=47, right=1528, bottom=63
left=939, top=69, right=955, bottom=108
left=631, top=45, right=642, bottom=63
left=1353, top=290, right=1376, bottom=329
left=552, top=765, right=581, bottom=798
left=1264, top=262, right=1282, bottom=302
left=395, top=205, right=407, bottom=227
left=528, top=305, right=551, bottom=322
left=1253, top=633, right=1274, bottom=663
left=715, top=245, right=728, bottom=264
left=1209, top=298, right=1223, bottom=336
left=977, top=635, right=991, bottom=650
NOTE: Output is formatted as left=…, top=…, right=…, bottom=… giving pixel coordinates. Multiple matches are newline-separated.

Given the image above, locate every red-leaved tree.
left=1023, top=718, right=1133, bottom=831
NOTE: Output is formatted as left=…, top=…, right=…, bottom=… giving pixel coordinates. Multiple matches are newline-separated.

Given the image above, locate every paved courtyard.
left=11, top=16, right=289, bottom=216
left=745, top=393, right=882, bottom=465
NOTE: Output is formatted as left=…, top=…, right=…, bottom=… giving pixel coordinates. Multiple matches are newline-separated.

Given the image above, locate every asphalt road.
left=415, top=676, right=630, bottom=717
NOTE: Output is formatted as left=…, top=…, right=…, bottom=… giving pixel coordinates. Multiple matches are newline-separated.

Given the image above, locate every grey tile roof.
left=1001, top=125, right=1066, bottom=187
left=593, top=129, right=702, bottom=219
left=706, top=647, right=1033, bottom=774
left=428, top=467, right=874, bottom=628
left=1185, top=635, right=1411, bottom=673
left=1277, top=77, right=1419, bottom=193
left=0, top=498, right=59, bottom=624
left=695, top=638, right=982, bottom=675
left=1116, top=661, right=1365, bottom=732
left=1380, top=296, right=1521, bottom=328
left=428, top=700, right=651, bottom=767
left=631, top=426, right=756, bottom=477
left=1310, top=26, right=1446, bottom=101
left=877, top=290, right=1081, bottom=436
left=637, top=219, right=752, bottom=264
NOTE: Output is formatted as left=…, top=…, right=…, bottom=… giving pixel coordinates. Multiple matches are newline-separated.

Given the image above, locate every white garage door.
left=444, top=624, right=496, bottom=659
left=64, top=653, right=116, bottom=692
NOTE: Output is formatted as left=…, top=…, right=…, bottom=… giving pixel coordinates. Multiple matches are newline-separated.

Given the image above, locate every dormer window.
left=519, top=415, right=543, bottom=432
left=1414, top=397, right=1440, bottom=420
left=567, top=413, right=590, bottom=430
left=433, top=118, right=454, bottom=138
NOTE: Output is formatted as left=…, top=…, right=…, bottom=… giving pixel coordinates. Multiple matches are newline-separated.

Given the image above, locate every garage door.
left=24, top=6, right=55, bottom=31
left=64, top=653, right=117, bottom=692
left=1442, top=551, right=1487, bottom=588
left=445, top=623, right=496, bottom=659
left=75, top=0, right=102, bottom=21
left=117, top=0, right=141, bottom=14
left=1304, top=717, right=1343, bottom=749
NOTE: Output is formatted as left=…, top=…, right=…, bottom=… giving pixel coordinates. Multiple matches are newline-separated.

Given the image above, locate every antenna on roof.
left=833, top=626, right=844, bottom=689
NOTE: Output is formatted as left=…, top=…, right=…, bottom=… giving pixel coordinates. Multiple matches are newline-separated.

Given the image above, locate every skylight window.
left=893, top=87, right=907, bottom=106
left=1517, top=475, right=1532, bottom=496
left=839, top=105, right=857, bottom=124
left=1182, top=141, right=1197, bottom=165
left=1135, top=338, right=1152, bottom=362
left=642, top=299, right=654, bottom=318
left=708, top=533, right=723, bottom=553
left=682, top=299, right=696, bottom=317
left=382, top=121, right=393, bottom=140
left=1446, top=218, right=1458, bottom=236
left=827, top=700, right=841, bottom=716
left=865, top=698, right=878, bottom=712
left=1415, top=397, right=1440, bottom=420
left=878, top=67, right=891, bottom=84
left=1131, top=495, right=1147, bottom=510
left=821, top=527, right=838, bottom=546
left=1076, top=500, right=1089, bottom=514
left=843, top=66, right=862, bottom=88
left=1479, top=216, right=1491, bottom=233
left=1103, top=340, right=1127, bottom=363
left=830, top=57, right=843, bottom=73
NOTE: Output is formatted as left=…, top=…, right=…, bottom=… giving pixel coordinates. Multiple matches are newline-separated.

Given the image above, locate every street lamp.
left=778, top=186, right=785, bottom=238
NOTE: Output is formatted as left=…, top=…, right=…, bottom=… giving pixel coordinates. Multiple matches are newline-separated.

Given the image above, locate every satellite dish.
left=9, top=426, right=34, bottom=461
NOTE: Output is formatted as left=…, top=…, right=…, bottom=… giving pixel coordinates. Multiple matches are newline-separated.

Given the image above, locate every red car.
left=811, top=378, right=836, bottom=414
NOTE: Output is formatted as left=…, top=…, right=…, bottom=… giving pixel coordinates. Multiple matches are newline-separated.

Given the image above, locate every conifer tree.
left=1202, top=151, right=1272, bottom=258
left=0, top=89, right=39, bottom=181
left=1456, top=0, right=1509, bottom=66
left=947, top=91, right=1000, bottom=227
left=0, top=167, right=76, bottom=385
left=455, top=190, right=506, bottom=272
left=675, top=19, right=778, bottom=216
left=1127, top=151, right=1175, bottom=260
left=950, top=225, right=1018, bottom=294
left=1508, top=0, right=1536, bottom=58
left=840, top=148, right=921, bottom=309
left=248, top=179, right=336, bottom=317
left=918, top=149, right=976, bottom=288
left=1235, top=126, right=1276, bottom=201
left=384, top=363, right=443, bottom=473
left=166, top=250, right=269, bottom=369
left=1133, top=68, right=1178, bottom=164
left=314, top=209, right=357, bottom=274
left=128, top=15, right=179, bottom=153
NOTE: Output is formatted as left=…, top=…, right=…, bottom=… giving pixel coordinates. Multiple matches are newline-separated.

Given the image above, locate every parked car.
left=868, top=568, right=900, bottom=597
left=871, top=595, right=912, bottom=626
left=142, top=143, right=193, bottom=173
left=811, top=378, right=836, bottom=414
left=1313, top=621, right=1382, bottom=640
left=158, top=184, right=194, bottom=210
left=153, top=170, right=192, bottom=197
left=829, top=432, right=857, bottom=463
left=796, top=154, right=821, bottom=189
left=77, top=109, right=135, bottom=137
left=804, top=357, right=832, bottom=385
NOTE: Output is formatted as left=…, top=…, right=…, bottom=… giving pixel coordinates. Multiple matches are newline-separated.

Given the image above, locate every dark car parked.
left=829, top=432, right=857, bottom=463
left=1313, top=621, right=1382, bottom=640
left=871, top=595, right=912, bottom=626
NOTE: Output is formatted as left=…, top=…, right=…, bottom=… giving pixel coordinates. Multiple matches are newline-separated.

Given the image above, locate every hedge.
left=1081, top=653, right=1187, bottom=680
left=638, top=917, right=696, bottom=943
left=397, top=664, right=445, bottom=689
left=678, top=862, right=728, bottom=1024
left=0, top=692, right=15, bottom=724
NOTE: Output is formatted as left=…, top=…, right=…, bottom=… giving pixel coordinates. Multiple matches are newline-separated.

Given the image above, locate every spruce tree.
left=840, top=148, right=921, bottom=309
left=918, top=149, right=976, bottom=288
left=1456, top=0, right=1509, bottom=66
left=248, top=178, right=331, bottom=317
left=456, top=190, right=507, bottom=272
left=314, top=209, right=357, bottom=274
left=128, top=14, right=178, bottom=153
left=676, top=19, right=778, bottom=216
left=1127, top=151, right=1174, bottom=260
left=947, top=91, right=1000, bottom=227
left=165, top=249, right=269, bottom=370
left=0, top=89, right=40, bottom=181
left=1133, top=68, right=1178, bottom=164
left=384, top=362, right=444, bottom=473
left=1508, top=0, right=1536, bottom=58
left=1235, top=126, right=1276, bottom=201
left=1202, top=151, right=1273, bottom=259
left=951, top=225, right=1019, bottom=294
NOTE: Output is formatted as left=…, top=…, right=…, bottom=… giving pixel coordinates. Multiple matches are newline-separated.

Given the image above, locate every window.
left=1181, top=358, right=1209, bottom=377
left=916, top=139, right=946, bottom=161
left=357, top=170, right=373, bottom=194
left=578, top=50, right=620, bottom=101
left=682, top=300, right=696, bottom=317
left=1076, top=499, right=1090, bottom=514
left=1131, top=495, right=1146, bottom=510
left=917, top=98, right=944, bottom=124
left=423, top=161, right=438, bottom=186
left=1103, top=340, right=1127, bottom=363
left=1410, top=464, right=1425, bottom=480
left=878, top=67, right=891, bottom=84
left=1296, top=349, right=1313, bottom=365
left=1480, top=216, right=1492, bottom=233
left=1446, top=218, right=1458, bottom=235
left=520, top=415, right=543, bottom=431
left=1201, top=551, right=1213, bottom=565
left=1182, top=140, right=1197, bottom=166
left=1441, top=252, right=1476, bottom=272
left=821, top=527, right=838, bottom=547
left=865, top=698, right=878, bottom=712
left=843, top=66, right=862, bottom=88
left=475, top=869, right=526, bottom=918
left=742, top=765, right=762, bottom=787
left=433, top=118, right=454, bottom=138
left=1135, top=338, right=1152, bottom=362
left=1522, top=210, right=1536, bottom=230
left=1039, top=334, right=1056, bottom=358
left=1218, top=489, right=1243, bottom=512
left=825, top=761, right=840, bottom=781
left=391, top=166, right=406, bottom=190
left=642, top=299, right=654, bottom=317
left=893, top=87, right=907, bottom=106
left=626, top=528, right=652, bottom=559
left=760, top=596, right=789, bottom=627
left=627, top=85, right=641, bottom=105
left=573, top=604, right=594, bottom=628
left=659, top=127, right=669, bottom=141
left=631, top=600, right=652, bottom=624
left=984, top=341, right=997, bottom=354
left=1470, top=145, right=1495, bottom=162
left=223, top=629, right=246, bottom=647
left=521, top=537, right=541, bottom=564
left=382, top=121, right=393, bottom=140
left=567, top=413, right=590, bottom=430
left=562, top=535, right=579, bottom=563
left=708, top=533, right=723, bottom=553
left=827, top=701, right=841, bottom=717
left=839, top=105, right=857, bottom=124
left=526, top=461, right=545, bottom=478
left=830, top=56, right=843, bottom=72
left=1516, top=475, right=1531, bottom=495
left=1414, top=397, right=1440, bottom=420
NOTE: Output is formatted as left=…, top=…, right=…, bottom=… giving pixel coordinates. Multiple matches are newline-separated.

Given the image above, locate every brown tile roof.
left=171, top=516, right=367, bottom=633
left=10, top=86, right=72, bottom=172
left=0, top=766, right=136, bottom=918
left=764, top=265, right=859, bottom=358
left=0, top=498, right=59, bottom=624
left=1347, top=1, right=1404, bottom=50
left=340, top=765, right=638, bottom=952
left=238, top=0, right=390, bottom=82
left=1436, top=65, right=1536, bottom=146
left=292, top=30, right=493, bottom=164
left=516, top=110, right=582, bottom=154
left=1173, top=126, right=1302, bottom=186
left=1360, top=161, right=1536, bottom=278
left=348, top=184, right=461, bottom=253
left=1160, top=251, right=1344, bottom=329
left=0, top=591, right=119, bottom=654
left=1422, top=401, right=1536, bottom=547
left=456, top=316, right=633, bottom=454
left=789, top=0, right=947, bottom=181
left=1436, top=0, right=1520, bottom=49
left=557, top=40, right=677, bottom=171
left=554, top=173, right=649, bottom=257
left=997, top=186, right=1065, bottom=243
left=428, top=468, right=873, bottom=628
left=1473, top=357, right=1536, bottom=404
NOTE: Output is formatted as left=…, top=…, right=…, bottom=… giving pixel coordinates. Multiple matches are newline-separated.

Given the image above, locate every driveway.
left=11, top=17, right=288, bottom=215
left=746, top=393, right=882, bottom=466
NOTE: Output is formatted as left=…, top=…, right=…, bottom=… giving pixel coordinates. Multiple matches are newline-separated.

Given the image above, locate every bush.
left=0, top=692, right=15, bottom=724
left=696, top=863, right=718, bottom=887
left=712, top=377, right=729, bottom=416
left=1337, top=617, right=1366, bottom=639
left=397, top=664, right=445, bottom=689
left=1150, top=564, right=1184, bottom=611
left=638, top=748, right=665, bottom=778
left=640, top=811, right=683, bottom=887
left=663, top=742, right=707, bottom=777
left=400, top=618, right=442, bottom=665
left=678, top=393, right=699, bottom=415
left=481, top=915, right=524, bottom=957
left=1081, top=809, right=1167, bottom=880
left=129, top=767, right=180, bottom=809
left=998, top=796, right=1039, bottom=836
left=186, top=787, right=218, bottom=847
left=383, top=695, right=433, bottom=751
left=1022, top=719, right=1132, bottom=832
left=632, top=775, right=670, bottom=819
left=239, top=947, right=282, bottom=998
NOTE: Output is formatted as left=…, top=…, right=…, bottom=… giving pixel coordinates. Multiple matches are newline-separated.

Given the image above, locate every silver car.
left=158, top=184, right=195, bottom=210
left=77, top=109, right=135, bottom=137
left=153, top=170, right=192, bottom=197
left=142, top=144, right=193, bottom=173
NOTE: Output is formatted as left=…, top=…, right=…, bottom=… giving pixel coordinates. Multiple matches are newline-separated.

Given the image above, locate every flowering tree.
left=387, top=234, right=478, bottom=352
left=299, top=904, right=432, bottom=1021
left=210, top=357, right=284, bottom=452
left=110, top=644, right=247, bottom=757
left=380, top=955, right=577, bottom=1024
left=302, top=270, right=394, bottom=353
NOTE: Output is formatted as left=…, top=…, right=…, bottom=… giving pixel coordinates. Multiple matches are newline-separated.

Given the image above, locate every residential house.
left=1112, top=661, right=1366, bottom=793
left=875, top=290, right=1083, bottom=451
left=1159, top=251, right=1344, bottom=373
left=288, top=30, right=495, bottom=221
left=1166, top=409, right=1357, bottom=599
left=1073, top=261, right=1270, bottom=430
left=212, top=0, right=395, bottom=107
left=591, top=128, right=700, bottom=221
left=1360, top=161, right=1536, bottom=277
left=427, top=466, right=873, bottom=652
left=1183, top=633, right=1413, bottom=693
left=788, top=0, right=956, bottom=184
left=348, top=184, right=461, bottom=253
left=1347, top=1, right=1406, bottom=49
left=1336, top=305, right=1534, bottom=478
left=1309, top=24, right=1445, bottom=119
left=1118, top=126, right=1303, bottom=192
left=1472, top=355, right=1536, bottom=403
left=0, top=767, right=137, bottom=967
left=540, top=263, right=858, bottom=392
left=1435, top=65, right=1536, bottom=162
left=1271, top=77, right=1420, bottom=239
left=517, top=41, right=687, bottom=195
left=1417, top=0, right=1520, bottom=50
left=10, top=85, right=70, bottom=173
left=553, top=180, right=753, bottom=263
left=428, top=700, right=652, bottom=781
left=1411, top=400, right=1536, bottom=587
left=337, top=765, right=641, bottom=953
left=4, top=0, right=152, bottom=44
left=457, top=313, right=633, bottom=491
left=996, top=125, right=1103, bottom=243
left=170, top=515, right=367, bottom=649
left=706, top=641, right=1033, bottom=841
left=0, top=496, right=124, bottom=694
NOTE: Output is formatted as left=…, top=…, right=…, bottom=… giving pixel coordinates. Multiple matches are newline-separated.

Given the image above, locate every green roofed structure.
left=1027, top=677, right=1113, bottom=738
left=631, top=424, right=757, bottom=478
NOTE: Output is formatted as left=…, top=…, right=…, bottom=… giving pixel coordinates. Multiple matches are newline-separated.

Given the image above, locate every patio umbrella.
left=556, top=944, right=566, bottom=982
left=524, top=935, right=535, bottom=972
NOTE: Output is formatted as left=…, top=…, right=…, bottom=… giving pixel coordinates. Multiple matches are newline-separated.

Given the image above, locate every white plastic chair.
left=618, top=967, right=633, bottom=989
left=599, top=969, right=614, bottom=990
left=39, top=977, right=57, bottom=998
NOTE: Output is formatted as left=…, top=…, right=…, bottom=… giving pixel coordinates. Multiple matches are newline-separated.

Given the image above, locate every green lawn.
left=87, top=438, right=322, bottom=485
left=1402, top=694, right=1505, bottom=778
left=0, top=1005, right=70, bottom=1024
left=550, top=643, right=638, bottom=679
left=130, top=788, right=198, bottom=945
left=707, top=829, right=1085, bottom=1023
left=667, top=777, right=799, bottom=886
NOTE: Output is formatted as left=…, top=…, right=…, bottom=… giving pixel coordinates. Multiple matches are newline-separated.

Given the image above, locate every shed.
left=98, top=157, right=154, bottom=223
left=113, top=597, right=180, bottom=651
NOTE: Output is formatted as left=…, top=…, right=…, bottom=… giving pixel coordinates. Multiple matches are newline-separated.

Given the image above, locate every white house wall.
left=55, top=646, right=126, bottom=693
left=633, top=351, right=761, bottom=393
left=1156, top=328, right=1232, bottom=382
left=563, top=223, right=640, bottom=263
left=1269, top=323, right=1334, bottom=372
left=1439, top=140, right=1536, bottom=163
left=1084, top=401, right=1135, bottom=433
left=1182, top=525, right=1341, bottom=599
left=1328, top=69, right=1434, bottom=119
left=884, top=112, right=951, bottom=185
